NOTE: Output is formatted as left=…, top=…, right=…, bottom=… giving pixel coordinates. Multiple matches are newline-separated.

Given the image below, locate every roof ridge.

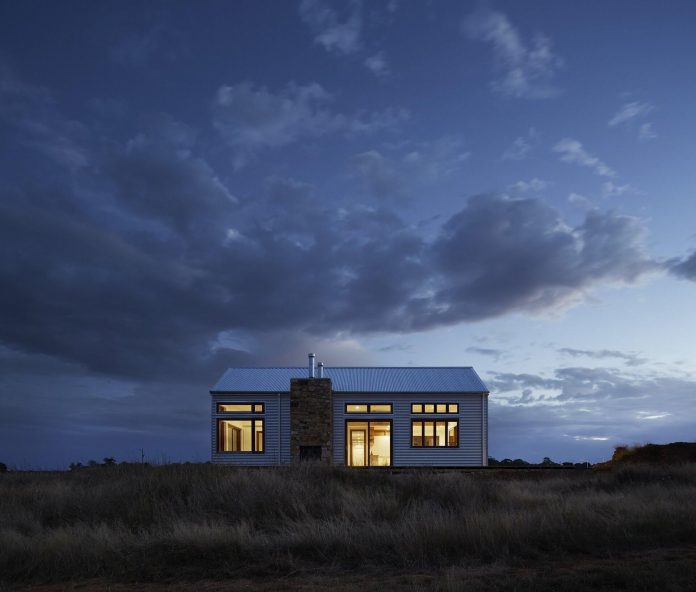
left=224, top=366, right=475, bottom=369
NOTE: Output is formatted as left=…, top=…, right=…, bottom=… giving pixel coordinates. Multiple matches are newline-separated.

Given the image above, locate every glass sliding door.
left=346, top=420, right=391, bottom=467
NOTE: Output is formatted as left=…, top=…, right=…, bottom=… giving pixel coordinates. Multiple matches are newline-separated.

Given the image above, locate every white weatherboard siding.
left=333, top=394, right=486, bottom=467
left=211, top=393, right=291, bottom=465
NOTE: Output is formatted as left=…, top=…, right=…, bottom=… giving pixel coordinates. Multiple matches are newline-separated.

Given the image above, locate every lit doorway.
left=346, top=421, right=391, bottom=467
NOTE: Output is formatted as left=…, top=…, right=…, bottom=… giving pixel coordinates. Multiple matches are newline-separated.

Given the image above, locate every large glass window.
left=345, top=403, right=393, bottom=413
left=411, top=420, right=458, bottom=447
left=346, top=421, right=391, bottom=466
left=411, top=403, right=458, bottom=414
left=218, top=419, right=264, bottom=452
left=217, top=403, right=264, bottom=413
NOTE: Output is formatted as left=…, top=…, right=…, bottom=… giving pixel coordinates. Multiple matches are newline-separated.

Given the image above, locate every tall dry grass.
left=1, top=463, right=696, bottom=584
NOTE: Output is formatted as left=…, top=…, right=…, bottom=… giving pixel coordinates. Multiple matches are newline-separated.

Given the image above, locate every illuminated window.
left=346, top=404, right=368, bottom=413
left=217, top=419, right=264, bottom=452
left=411, top=420, right=458, bottom=447
left=217, top=403, right=264, bottom=413
left=345, top=403, right=393, bottom=413
left=411, top=403, right=458, bottom=414
left=347, top=421, right=391, bottom=466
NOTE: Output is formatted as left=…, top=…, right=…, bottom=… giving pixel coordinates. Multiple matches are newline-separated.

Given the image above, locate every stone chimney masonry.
left=290, top=377, right=332, bottom=463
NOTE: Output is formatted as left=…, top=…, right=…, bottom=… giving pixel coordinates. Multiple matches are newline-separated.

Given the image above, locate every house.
left=210, top=354, right=489, bottom=467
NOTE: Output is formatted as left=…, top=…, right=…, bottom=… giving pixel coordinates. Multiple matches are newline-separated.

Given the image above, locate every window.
left=218, top=419, right=264, bottom=452
left=345, top=403, right=393, bottom=413
left=411, top=420, right=458, bottom=447
left=346, top=421, right=391, bottom=466
left=411, top=403, right=458, bottom=414
left=217, top=403, right=264, bottom=413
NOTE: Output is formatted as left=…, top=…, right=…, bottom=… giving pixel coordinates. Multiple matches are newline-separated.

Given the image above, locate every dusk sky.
left=1, top=0, right=695, bottom=468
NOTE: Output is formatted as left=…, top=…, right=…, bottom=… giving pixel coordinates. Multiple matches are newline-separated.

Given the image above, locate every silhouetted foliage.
left=0, top=462, right=7, bottom=473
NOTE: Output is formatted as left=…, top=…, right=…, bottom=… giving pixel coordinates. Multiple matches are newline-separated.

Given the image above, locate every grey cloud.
left=608, top=101, right=653, bottom=127
left=669, top=250, right=696, bottom=280
left=110, top=24, right=184, bottom=67
left=351, top=150, right=403, bottom=198
left=463, top=9, right=563, bottom=99
left=488, top=366, right=696, bottom=461
left=507, top=178, right=549, bottom=193
left=558, top=347, right=647, bottom=366
left=465, top=346, right=505, bottom=361
left=299, top=0, right=363, bottom=55
left=425, top=195, right=656, bottom=325
left=501, top=128, right=538, bottom=160
left=553, top=138, right=616, bottom=177
left=364, top=53, right=390, bottom=77
left=0, top=65, right=89, bottom=170
left=212, top=82, right=407, bottom=167
left=350, top=137, right=469, bottom=199
left=0, top=70, right=661, bottom=386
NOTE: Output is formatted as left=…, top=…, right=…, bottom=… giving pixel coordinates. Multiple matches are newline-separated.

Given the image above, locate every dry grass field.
left=2, top=462, right=696, bottom=591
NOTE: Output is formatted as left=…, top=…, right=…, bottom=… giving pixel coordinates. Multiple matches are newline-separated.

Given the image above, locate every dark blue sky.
left=1, top=0, right=695, bottom=468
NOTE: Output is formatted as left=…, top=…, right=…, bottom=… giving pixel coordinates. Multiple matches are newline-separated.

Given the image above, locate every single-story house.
left=210, top=354, right=489, bottom=467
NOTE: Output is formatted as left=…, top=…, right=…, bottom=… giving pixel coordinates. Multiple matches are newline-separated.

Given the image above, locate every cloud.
left=568, top=193, right=594, bottom=210
left=487, top=365, right=696, bottom=461
left=350, top=137, right=469, bottom=198
left=212, top=81, right=407, bottom=167
left=465, top=346, right=505, bottom=361
left=558, top=347, right=647, bottom=366
left=601, top=181, right=634, bottom=198
left=608, top=101, right=653, bottom=127
left=350, top=150, right=403, bottom=198
left=0, top=70, right=661, bottom=388
left=639, top=122, right=657, bottom=141
left=608, top=101, right=657, bottom=141
left=553, top=138, right=616, bottom=177
left=507, top=178, right=549, bottom=193
left=0, top=64, right=89, bottom=170
left=501, top=128, right=538, bottom=160
left=110, top=24, right=183, bottom=67
left=669, top=250, right=696, bottom=280
left=364, top=52, right=390, bottom=77
left=463, top=8, right=563, bottom=99
left=299, top=0, right=362, bottom=55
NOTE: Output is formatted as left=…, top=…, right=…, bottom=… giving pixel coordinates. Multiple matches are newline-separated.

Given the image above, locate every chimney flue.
left=308, top=353, right=316, bottom=378
left=318, top=362, right=324, bottom=378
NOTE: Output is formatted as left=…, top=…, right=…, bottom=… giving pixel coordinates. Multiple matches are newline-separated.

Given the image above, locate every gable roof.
left=211, top=367, right=488, bottom=394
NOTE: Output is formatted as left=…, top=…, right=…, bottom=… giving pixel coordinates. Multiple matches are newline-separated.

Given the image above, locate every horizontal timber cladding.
left=333, top=393, right=485, bottom=467
left=211, top=393, right=291, bottom=465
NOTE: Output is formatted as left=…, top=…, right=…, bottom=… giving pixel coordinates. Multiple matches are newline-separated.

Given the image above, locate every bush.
left=0, top=462, right=7, bottom=473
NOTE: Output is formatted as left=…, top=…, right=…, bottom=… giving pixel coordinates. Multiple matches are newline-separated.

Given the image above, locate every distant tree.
left=541, top=457, right=559, bottom=467
left=0, top=462, right=7, bottom=473
left=562, top=462, right=574, bottom=467
left=102, top=457, right=116, bottom=466
left=88, top=460, right=99, bottom=467
left=488, top=457, right=500, bottom=466
left=512, top=458, right=529, bottom=467
left=69, top=462, right=83, bottom=471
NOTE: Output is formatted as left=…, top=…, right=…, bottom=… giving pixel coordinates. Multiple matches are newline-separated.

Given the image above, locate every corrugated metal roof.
left=211, top=367, right=488, bottom=393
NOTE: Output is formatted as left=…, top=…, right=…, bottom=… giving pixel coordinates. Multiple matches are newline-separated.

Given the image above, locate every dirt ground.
left=10, top=546, right=696, bottom=592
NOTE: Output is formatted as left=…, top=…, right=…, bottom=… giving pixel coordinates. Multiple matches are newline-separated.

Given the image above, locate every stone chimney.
left=290, top=373, right=333, bottom=463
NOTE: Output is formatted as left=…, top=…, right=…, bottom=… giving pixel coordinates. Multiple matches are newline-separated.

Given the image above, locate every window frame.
left=217, top=418, right=265, bottom=453
left=344, top=403, right=393, bottom=414
left=411, top=402, right=459, bottom=414
left=345, top=419, right=393, bottom=467
left=216, top=402, right=265, bottom=414
left=410, top=419, right=459, bottom=448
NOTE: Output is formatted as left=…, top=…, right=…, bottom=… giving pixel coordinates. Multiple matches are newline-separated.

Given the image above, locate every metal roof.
left=211, top=367, right=488, bottom=393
